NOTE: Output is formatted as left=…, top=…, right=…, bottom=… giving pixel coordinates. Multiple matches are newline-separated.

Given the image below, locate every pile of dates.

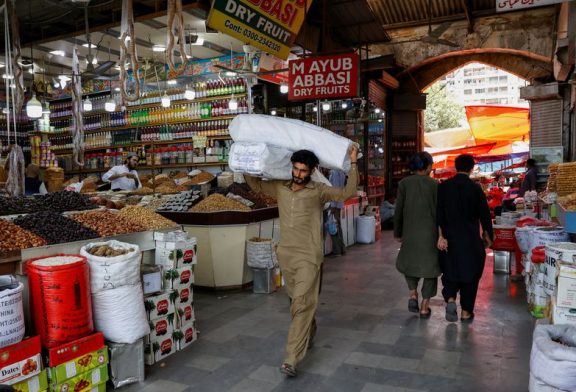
left=0, top=191, right=96, bottom=216
left=14, top=211, right=99, bottom=245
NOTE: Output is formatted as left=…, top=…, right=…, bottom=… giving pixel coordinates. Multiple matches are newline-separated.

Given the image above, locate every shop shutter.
left=530, top=100, right=563, bottom=147
left=391, top=111, right=418, bottom=137
left=368, top=80, right=387, bottom=110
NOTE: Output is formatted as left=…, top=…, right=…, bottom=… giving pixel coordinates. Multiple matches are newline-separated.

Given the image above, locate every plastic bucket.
left=26, top=254, right=93, bottom=348
left=0, top=282, right=25, bottom=348
left=530, top=227, right=569, bottom=254
left=516, top=226, right=535, bottom=254
left=356, top=215, right=376, bottom=244
left=544, top=242, right=576, bottom=296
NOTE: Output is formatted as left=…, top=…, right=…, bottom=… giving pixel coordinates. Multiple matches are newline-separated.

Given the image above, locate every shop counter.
left=159, top=208, right=279, bottom=289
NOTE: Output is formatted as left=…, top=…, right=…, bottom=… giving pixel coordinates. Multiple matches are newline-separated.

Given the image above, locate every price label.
left=193, top=135, right=207, bottom=149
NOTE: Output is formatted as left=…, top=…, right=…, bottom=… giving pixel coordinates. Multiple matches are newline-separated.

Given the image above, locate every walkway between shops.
left=123, top=230, right=535, bottom=392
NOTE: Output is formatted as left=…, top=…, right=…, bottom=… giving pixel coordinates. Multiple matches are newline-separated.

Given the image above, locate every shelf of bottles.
left=390, top=137, right=418, bottom=179
left=0, top=112, right=34, bottom=154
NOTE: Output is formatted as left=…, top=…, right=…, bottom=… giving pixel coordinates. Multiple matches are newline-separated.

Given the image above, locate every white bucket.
left=502, top=212, right=522, bottom=226
left=0, top=282, right=25, bottom=348
left=530, top=227, right=569, bottom=254
left=356, top=215, right=376, bottom=244
left=516, top=226, right=535, bottom=254
left=544, top=242, right=576, bottom=296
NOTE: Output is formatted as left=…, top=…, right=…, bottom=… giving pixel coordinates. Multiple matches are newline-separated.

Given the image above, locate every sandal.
left=419, top=308, right=432, bottom=319
left=445, top=302, right=458, bottom=322
left=408, top=298, right=419, bottom=313
left=279, top=363, right=297, bottom=377
left=461, top=313, right=475, bottom=323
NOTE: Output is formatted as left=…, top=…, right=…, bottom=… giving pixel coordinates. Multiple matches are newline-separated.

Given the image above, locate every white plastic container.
left=0, top=282, right=25, bottom=348
left=356, top=215, right=376, bottom=244
left=544, top=242, right=576, bottom=296
left=530, top=227, right=568, bottom=254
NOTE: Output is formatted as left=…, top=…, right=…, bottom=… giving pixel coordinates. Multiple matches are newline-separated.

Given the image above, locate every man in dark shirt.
left=437, top=154, right=493, bottom=323
left=518, top=158, right=537, bottom=197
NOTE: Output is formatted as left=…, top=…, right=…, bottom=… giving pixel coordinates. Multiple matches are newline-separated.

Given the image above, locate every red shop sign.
left=288, top=53, right=358, bottom=101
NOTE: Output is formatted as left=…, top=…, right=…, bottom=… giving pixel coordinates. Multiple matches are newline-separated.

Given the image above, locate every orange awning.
left=465, top=105, right=529, bottom=143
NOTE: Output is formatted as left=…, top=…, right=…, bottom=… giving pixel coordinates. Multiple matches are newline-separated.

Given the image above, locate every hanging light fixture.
left=161, top=92, right=171, bottom=108
left=26, top=93, right=43, bottom=118
left=280, top=84, right=289, bottom=94
left=375, top=107, right=381, bottom=114
left=270, top=109, right=277, bottom=116
left=322, top=101, right=331, bottom=111
left=184, top=85, right=195, bottom=100
left=83, top=97, right=93, bottom=112
left=341, top=101, right=348, bottom=109
left=228, top=96, right=238, bottom=111
left=313, top=105, right=318, bottom=112
left=105, top=98, right=116, bottom=112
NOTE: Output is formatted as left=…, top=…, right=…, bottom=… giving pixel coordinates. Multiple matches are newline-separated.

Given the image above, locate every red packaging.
left=48, top=332, right=104, bottom=368
left=492, top=226, right=516, bottom=251
left=26, top=254, right=93, bottom=349
left=0, top=336, right=42, bottom=385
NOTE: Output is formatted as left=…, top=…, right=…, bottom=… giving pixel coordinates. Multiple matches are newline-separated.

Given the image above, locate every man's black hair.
left=291, top=150, right=319, bottom=171
left=527, top=158, right=536, bottom=168
left=455, top=154, right=475, bottom=173
left=408, top=152, right=433, bottom=172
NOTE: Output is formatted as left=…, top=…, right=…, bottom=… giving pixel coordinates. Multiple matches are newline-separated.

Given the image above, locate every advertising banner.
left=288, top=53, right=359, bottom=100
left=207, top=0, right=313, bottom=60
left=496, top=0, right=572, bottom=12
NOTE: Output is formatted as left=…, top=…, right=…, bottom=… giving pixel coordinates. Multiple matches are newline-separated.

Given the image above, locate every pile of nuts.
left=85, top=244, right=134, bottom=257
left=189, top=193, right=251, bottom=212
left=227, top=183, right=277, bottom=209
left=0, top=219, right=47, bottom=251
left=118, top=206, right=179, bottom=229
left=71, top=211, right=146, bottom=237
left=13, top=211, right=99, bottom=245
left=189, top=172, right=214, bottom=185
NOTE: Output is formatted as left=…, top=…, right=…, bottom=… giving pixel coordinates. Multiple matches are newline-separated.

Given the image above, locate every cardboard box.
left=177, top=322, right=197, bottom=351
left=144, top=291, right=176, bottom=321
left=155, top=239, right=197, bottom=268
left=144, top=337, right=176, bottom=365
left=88, top=383, right=106, bottom=392
left=153, top=230, right=189, bottom=242
left=11, top=369, right=48, bottom=392
left=48, top=333, right=105, bottom=368
left=556, top=264, right=576, bottom=308
left=163, top=266, right=193, bottom=291
left=551, top=297, right=576, bottom=325
left=141, top=265, right=163, bottom=295
left=0, top=336, right=42, bottom=385
left=173, top=286, right=193, bottom=308
left=146, top=313, right=175, bottom=344
left=176, top=303, right=195, bottom=328
left=48, top=347, right=108, bottom=385
left=51, top=364, right=108, bottom=392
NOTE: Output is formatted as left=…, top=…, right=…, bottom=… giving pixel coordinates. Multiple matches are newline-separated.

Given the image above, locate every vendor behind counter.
left=102, top=152, right=142, bottom=191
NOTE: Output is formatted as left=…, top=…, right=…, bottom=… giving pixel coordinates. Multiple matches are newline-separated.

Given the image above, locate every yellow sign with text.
left=207, top=0, right=313, bottom=60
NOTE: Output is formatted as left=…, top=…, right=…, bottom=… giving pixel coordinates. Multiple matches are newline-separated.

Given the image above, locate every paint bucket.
left=516, top=226, right=535, bottom=254
left=544, top=242, right=576, bottom=296
left=530, top=227, right=569, bottom=254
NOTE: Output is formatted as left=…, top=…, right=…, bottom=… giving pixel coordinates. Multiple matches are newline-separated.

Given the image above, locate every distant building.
left=443, top=63, right=529, bottom=106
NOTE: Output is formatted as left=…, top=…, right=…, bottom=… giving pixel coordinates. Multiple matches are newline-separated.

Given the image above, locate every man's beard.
left=292, top=175, right=311, bottom=185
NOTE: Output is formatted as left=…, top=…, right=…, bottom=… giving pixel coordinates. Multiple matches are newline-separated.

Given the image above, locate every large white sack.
left=228, top=142, right=292, bottom=180
left=530, top=324, right=576, bottom=391
left=91, top=284, right=150, bottom=344
left=229, top=114, right=356, bottom=171
left=80, top=240, right=141, bottom=293
left=530, top=373, right=570, bottom=392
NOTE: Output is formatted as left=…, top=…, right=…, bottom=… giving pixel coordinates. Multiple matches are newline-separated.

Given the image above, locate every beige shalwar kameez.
left=245, top=166, right=358, bottom=367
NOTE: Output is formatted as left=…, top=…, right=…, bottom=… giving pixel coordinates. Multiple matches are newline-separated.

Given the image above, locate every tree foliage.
left=424, top=83, right=466, bottom=133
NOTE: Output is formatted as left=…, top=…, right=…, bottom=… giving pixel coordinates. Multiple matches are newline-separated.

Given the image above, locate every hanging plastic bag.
left=326, top=211, right=338, bottom=236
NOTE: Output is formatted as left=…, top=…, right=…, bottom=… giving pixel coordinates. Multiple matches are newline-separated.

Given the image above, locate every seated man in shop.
left=244, top=146, right=358, bottom=378
left=102, top=152, right=141, bottom=191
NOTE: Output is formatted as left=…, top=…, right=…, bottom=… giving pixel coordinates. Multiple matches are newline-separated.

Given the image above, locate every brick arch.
left=396, top=49, right=552, bottom=93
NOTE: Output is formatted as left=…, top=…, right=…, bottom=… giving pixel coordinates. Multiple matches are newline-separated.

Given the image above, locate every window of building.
left=464, top=89, right=472, bottom=95
left=499, top=86, right=508, bottom=92
left=499, top=76, right=508, bottom=82
left=475, top=88, right=485, bottom=94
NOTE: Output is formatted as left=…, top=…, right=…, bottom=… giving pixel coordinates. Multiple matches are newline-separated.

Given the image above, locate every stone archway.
left=395, top=48, right=552, bottom=93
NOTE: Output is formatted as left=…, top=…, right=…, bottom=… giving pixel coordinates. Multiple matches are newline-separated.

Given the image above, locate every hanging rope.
left=8, top=0, right=23, bottom=116
left=71, top=47, right=85, bottom=167
left=5, top=145, right=24, bottom=197
left=119, top=0, right=141, bottom=103
left=166, top=0, right=188, bottom=76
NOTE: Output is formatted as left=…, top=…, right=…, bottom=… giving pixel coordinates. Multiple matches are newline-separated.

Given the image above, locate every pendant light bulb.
left=270, top=109, right=277, bottom=116
left=322, top=101, right=331, bottom=112
left=26, top=93, right=43, bottom=118
left=341, top=101, right=348, bottom=109
left=161, top=92, right=171, bottom=108
left=228, top=97, right=238, bottom=111
left=83, top=97, right=93, bottom=112
left=313, top=106, right=318, bottom=112
left=280, top=84, right=289, bottom=94
left=105, top=97, right=116, bottom=112
left=184, top=86, right=195, bottom=100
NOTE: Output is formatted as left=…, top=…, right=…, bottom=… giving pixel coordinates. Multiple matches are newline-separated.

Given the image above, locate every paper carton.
left=11, top=369, right=47, bottom=392
left=48, top=333, right=105, bottom=368
left=163, top=266, right=193, bottom=291
left=176, top=303, right=195, bottom=328
left=48, top=347, right=108, bottom=385
left=173, top=285, right=193, bottom=308
left=551, top=296, right=576, bottom=326
left=0, top=336, right=42, bottom=385
left=155, top=239, right=197, bottom=268
left=50, top=364, right=108, bottom=392
left=556, top=263, right=576, bottom=308
left=176, top=322, right=197, bottom=351
left=146, top=313, right=175, bottom=344
left=144, top=337, right=176, bottom=365
left=144, top=291, right=176, bottom=321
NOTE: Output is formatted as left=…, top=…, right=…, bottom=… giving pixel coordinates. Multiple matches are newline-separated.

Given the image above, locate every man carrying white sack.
left=244, top=145, right=359, bottom=378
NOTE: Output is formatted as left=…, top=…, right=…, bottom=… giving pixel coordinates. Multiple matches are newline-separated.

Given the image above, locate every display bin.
left=251, top=268, right=275, bottom=294
left=557, top=203, right=576, bottom=234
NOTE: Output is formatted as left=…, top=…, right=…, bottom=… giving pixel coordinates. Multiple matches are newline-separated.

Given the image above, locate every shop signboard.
left=496, top=0, right=572, bottom=12
left=207, top=0, right=313, bottom=60
left=288, top=53, right=359, bottom=101
left=257, top=53, right=290, bottom=85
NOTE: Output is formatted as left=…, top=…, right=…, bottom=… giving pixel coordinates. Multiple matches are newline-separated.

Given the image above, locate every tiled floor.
left=121, top=231, right=535, bottom=392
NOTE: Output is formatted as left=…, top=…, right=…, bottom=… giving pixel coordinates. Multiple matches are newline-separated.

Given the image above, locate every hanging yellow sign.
left=207, top=0, right=313, bottom=60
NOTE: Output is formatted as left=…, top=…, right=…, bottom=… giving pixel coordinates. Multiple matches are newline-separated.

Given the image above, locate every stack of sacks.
left=228, top=114, right=358, bottom=180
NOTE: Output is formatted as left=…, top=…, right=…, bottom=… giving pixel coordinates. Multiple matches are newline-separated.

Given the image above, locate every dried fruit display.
left=13, top=211, right=99, bottom=245
left=189, top=193, right=251, bottom=212
left=71, top=210, right=146, bottom=237
left=227, top=183, right=277, bottom=208
left=118, top=205, right=179, bottom=229
left=85, top=245, right=135, bottom=257
left=189, top=172, right=214, bottom=185
left=0, top=219, right=47, bottom=250
left=0, top=191, right=96, bottom=216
